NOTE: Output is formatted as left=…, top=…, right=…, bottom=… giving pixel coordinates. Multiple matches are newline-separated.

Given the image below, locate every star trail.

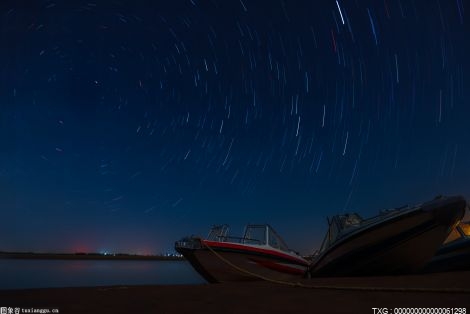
left=0, top=0, right=468, bottom=255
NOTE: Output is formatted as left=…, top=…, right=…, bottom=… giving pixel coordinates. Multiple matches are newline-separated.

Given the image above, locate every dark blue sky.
left=1, top=0, right=469, bottom=255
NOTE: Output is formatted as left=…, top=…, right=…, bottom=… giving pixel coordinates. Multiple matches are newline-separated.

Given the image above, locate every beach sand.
left=1, top=271, right=470, bottom=313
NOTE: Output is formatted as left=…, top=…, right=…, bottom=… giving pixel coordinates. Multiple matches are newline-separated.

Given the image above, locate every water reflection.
left=0, top=259, right=205, bottom=290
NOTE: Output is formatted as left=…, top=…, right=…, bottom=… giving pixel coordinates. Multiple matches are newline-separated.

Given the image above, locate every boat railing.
left=214, top=235, right=263, bottom=244
left=243, top=238, right=263, bottom=245
left=344, top=206, right=413, bottom=231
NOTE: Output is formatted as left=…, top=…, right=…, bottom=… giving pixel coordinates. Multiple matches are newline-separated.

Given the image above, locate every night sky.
left=1, top=0, right=469, bottom=255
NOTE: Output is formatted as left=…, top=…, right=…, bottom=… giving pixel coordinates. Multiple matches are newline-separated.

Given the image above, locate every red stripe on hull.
left=180, top=247, right=308, bottom=283
left=203, top=240, right=308, bottom=266
left=251, top=258, right=306, bottom=275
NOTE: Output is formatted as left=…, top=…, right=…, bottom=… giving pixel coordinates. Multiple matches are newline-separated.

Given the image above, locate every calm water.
left=0, top=259, right=205, bottom=290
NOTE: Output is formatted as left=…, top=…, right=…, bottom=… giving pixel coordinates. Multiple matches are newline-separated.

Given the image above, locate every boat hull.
left=176, top=241, right=308, bottom=283
left=422, top=238, right=470, bottom=273
left=310, top=196, right=466, bottom=277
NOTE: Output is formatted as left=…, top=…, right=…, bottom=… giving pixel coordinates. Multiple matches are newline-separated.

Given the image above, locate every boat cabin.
left=206, top=224, right=290, bottom=252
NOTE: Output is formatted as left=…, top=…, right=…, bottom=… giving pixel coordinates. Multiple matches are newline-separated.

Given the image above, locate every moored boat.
left=309, top=195, right=466, bottom=277
left=175, top=224, right=309, bottom=283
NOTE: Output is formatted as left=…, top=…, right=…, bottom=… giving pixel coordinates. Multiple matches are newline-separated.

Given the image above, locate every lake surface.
left=0, top=259, right=205, bottom=290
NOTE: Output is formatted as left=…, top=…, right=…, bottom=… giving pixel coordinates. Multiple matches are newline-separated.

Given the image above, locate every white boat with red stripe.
left=175, top=224, right=309, bottom=283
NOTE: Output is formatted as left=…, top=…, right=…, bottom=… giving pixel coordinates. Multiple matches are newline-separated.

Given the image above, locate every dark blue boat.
left=309, top=196, right=466, bottom=277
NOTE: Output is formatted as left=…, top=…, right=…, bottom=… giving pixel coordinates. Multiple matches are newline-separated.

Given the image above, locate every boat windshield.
left=207, top=224, right=292, bottom=251
left=242, top=225, right=290, bottom=251
left=207, top=225, right=229, bottom=241
left=267, top=227, right=290, bottom=252
left=319, top=213, right=363, bottom=252
left=243, top=225, right=267, bottom=245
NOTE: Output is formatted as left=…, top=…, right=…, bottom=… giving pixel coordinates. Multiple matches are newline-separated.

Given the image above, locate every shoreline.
left=2, top=272, right=470, bottom=313
left=0, top=252, right=183, bottom=261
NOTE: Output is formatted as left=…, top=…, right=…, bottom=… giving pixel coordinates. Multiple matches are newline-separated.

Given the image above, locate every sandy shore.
left=2, top=272, right=470, bottom=313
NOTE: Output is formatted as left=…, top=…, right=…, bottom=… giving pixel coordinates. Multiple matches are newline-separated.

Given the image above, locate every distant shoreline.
left=0, top=251, right=184, bottom=261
